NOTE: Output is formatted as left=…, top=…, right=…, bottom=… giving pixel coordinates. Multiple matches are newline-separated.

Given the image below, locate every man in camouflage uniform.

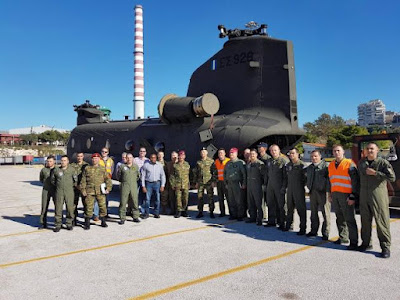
left=118, top=153, right=141, bottom=224
left=80, top=153, right=113, bottom=230
left=194, top=148, right=217, bottom=218
left=246, top=149, right=266, bottom=225
left=358, top=142, right=396, bottom=258
left=224, top=148, right=247, bottom=221
left=282, top=148, right=307, bottom=235
left=306, top=150, right=331, bottom=240
left=51, top=155, right=77, bottom=232
left=70, top=152, right=88, bottom=226
left=264, top=144, right=289, bottom=229
left=170, top=150, right=190, bottom=218
left=165, top=151, right=178, bottom=215
left=39, top=155, right=56, bottom=229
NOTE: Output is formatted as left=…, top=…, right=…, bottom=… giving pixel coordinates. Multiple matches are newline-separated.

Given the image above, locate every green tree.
left=39, top=130, right=58, bottom=143
left=327, top=125, right=369, bottom=149
left=303, top=113, right=345, bottom=143
left=20, top=133, right=39, bottom=145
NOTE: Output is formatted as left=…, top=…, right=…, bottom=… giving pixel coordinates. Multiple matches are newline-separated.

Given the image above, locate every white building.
left=8, top=125, right=69, bottom=135
left=357, top=99, right=385, bottom=127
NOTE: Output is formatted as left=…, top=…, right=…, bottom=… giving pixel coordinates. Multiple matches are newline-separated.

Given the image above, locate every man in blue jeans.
left=140, top=153, right=166, bottom=218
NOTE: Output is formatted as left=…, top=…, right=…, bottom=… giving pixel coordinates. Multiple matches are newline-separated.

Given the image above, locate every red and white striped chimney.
left=133, top=5, right=144, bottom=119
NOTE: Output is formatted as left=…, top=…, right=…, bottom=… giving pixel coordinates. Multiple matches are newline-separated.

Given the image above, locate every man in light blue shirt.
left=141, top=153, right=166, bottom=218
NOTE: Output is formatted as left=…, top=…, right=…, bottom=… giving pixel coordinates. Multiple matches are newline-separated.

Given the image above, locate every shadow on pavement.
left=20, top=180, right=42, bottom=187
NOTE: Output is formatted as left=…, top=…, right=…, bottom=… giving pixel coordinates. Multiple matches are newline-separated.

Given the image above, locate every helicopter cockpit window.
left=125, top=140, right=135, bottom=151
left=361, top=140, right=397, bottom=161
left=154, top=142, right=165, bottom=153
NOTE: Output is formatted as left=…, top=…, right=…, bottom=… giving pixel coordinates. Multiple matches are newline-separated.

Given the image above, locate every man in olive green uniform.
left=358, top=142, right=396, bottom=258
left=282, top=148, right=307, bottom=235
left=118, top=153, right=141, bottom=224
left=246, top=149, right=266, bottom=225
left=224, top=148, right=247, bottom=221
left=39, top=155, right=56, bottom=229
left=80, top=153, right=113, bottom=230
left=306, top=150, right=331, bottom=240
left=265, top=144, right=289, bottom=229
left=165, top=151, right=178, bottom=215
left=51, top=155, right=77, bottom=232
left=258, top=142, right=271, bottom=220
left=70, top=152, right=88, bottom=226
left=328, top=145, right=359, bottom=250
left=194, top=148, right=217, bottom=218
left=170, top=150, right=190, bottom=218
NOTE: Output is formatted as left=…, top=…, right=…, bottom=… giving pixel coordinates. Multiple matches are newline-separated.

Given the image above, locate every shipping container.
left=23, top=155, right=34, bottom=163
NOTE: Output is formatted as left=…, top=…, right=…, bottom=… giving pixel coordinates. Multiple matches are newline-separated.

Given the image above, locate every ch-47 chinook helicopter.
left=67, top=22, right=304, bottom=165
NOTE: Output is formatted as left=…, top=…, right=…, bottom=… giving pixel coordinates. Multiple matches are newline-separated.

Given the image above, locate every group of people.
left=39, top=142, right=396, bottom=258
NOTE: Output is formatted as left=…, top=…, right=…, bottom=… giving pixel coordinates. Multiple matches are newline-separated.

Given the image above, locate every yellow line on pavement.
left=0, top=229, right=49, bottom=238
left=130, top=218, right=400, bottom=300
left=0, top=222, right=235, bottom=269
left=131, top=241, right=325, bottom=300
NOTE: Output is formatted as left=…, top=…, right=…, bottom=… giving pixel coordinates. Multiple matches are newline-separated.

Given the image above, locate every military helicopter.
left=67, top=22, right=304, bottom=165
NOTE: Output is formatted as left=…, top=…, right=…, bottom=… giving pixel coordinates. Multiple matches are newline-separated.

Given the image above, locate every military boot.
left=84, top=217, right=90, bottom=230
left=101, top=217, right=108, bottom=228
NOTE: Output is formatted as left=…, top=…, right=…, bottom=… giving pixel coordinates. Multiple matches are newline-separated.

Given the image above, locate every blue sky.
left=0, top=0, right=399, bottom=131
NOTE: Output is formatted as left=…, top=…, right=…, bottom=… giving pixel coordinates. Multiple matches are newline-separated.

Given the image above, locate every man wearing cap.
left=258, top=142, right=270, bottom=220
left=246, top=149, right=266, bottom=225
left=170, top=150, right=191, bottom=218
left=39, top=155, right=56, bottom=229
left=51, top=155, right=77, bottom=232
left=194, top=148, right=217, bottom=218
left=70, top=152, right=88, bottom=226
left=117, top=153, right=141, bottom=224
left=215, top=148, right=230, bottom=217
left=80, top=153, right=113, bottom=230
left=224, top=148, right=247, bottom=221
left=264, top=144, right=289, bottom=229
left=282, top=148, right=307, bottom=235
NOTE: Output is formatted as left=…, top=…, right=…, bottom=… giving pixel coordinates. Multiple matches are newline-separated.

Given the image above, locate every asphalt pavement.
left=1, top=165, right=399, bottom=300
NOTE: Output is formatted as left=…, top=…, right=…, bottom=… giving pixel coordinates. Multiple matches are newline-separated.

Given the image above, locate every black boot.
left=84, top=217, right=90, bottom=230
left=101, top=217, right=108, bottom=228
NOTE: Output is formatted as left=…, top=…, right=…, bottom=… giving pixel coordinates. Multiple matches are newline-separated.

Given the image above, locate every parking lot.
left=1, top=165, right=400, bottom=300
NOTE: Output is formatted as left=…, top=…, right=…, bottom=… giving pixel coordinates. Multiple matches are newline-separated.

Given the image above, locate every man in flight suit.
left=358, top=142, right=396, bottom=258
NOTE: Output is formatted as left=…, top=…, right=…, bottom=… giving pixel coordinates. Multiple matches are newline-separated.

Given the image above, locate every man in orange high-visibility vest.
left=215, top=148, right=230, bottom=217
left=328, top=145, right=360, bottom=250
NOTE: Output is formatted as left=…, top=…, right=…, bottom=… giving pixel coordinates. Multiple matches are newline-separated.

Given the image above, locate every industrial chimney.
left=133, top=5, right=144, bottom=119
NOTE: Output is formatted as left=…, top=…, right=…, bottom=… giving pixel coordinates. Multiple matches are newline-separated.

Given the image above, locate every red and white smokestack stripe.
left=134, top=5, right=144, bottom=119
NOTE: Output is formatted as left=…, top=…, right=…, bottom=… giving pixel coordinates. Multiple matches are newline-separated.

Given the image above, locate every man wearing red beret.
left=80, top=153, right=113, bottom=230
